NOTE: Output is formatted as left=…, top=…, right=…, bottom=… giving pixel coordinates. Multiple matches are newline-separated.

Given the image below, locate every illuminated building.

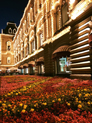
left=0, top=0, right=92, bottom=79
left=0, top=22, right=17, bottom=73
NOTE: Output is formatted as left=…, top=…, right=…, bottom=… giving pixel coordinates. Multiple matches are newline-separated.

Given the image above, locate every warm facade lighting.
left=70, top=0, right=75, bottom=4
left=78, top=33, right=89, bottom=39
left=78, top=22, right=89, bottom=29
left=70, top=50, right=89, bottom=56
left=71, top=61, right=90, bottom=65
left=71, top=44, right=89, bottom=52
left=78, top=28, right=90, bottom=34
left=71, top=55, right=90, bottom=61
left=71, top=67, right=91, bottom=70
left=70, top=0, right=92, bottom=20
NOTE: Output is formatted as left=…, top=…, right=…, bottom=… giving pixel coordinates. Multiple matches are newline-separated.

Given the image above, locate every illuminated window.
left=31, top=40, right=35, bottom=53
left=7, top=57, right=11, bottom=64
left=25, top=68, right=28, bottom=74
left=55, top=57, right=71, bottom=74
left=62, top=3, right=68, bottom=25
left=55, top=3, right=68, bottom=33
left=56, top=6, right=62, bottom=31
left=38, top=64, right=44, bottom=74
left=39, top=33, right=43, bottom=46
left=7, top=41, right=11, bottom=51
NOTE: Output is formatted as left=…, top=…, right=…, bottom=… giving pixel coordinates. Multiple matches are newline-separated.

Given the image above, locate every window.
left=62, top=3, right=68, bottom=25
left=7, top=57, right=11, bottom=64
left=31, top=40, right=35, bottom=53
left=39, top=0, right=41, bottom=9
left=56, top=6, right=62, bottom=31
left=38, top=64, right=44, bottom=74
left=7, top=41, right=11, bottom=51
left=56, top=57, right=71, bottom=74
left=8, top=28, right=12, bottom=34
left=8, top=46, right=10, bottom=51
left=39, top=33, right=43, bottom=46
left=55, top=2, right=68, bottom=33
left=13, top=29, right=16, bottom=34
left=21, top=69, right=24, bottom=74
left=25, top=68, right=28, bottom=74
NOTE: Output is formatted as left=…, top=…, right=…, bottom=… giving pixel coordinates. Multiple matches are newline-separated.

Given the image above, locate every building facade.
left=0, top=0, right=92, bottom=79
left=0, top=22, right=17, bottom=73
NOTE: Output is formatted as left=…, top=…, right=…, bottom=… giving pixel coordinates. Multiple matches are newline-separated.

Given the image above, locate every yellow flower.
left=75, top=98, right=78, bottom=100
left=78, top=101, right=81, bottom=103
left=16, top=93, right=18, bottom=95
left=30, top=108, right=34, bottom=112
left=8, top=104, right=11, bottom=107
left=87, top=102, right=90, bottom=105
left=34, top=104, right=36, bottom=107
left=21, top=109, right=26, bottom=113
left=84, top=89, right=87, bottom=91
left=14, top=105, right=16, bottom=109
left=43, top=102, right=47, bottom=106
left=78, top=104, right=82, bottom=108
left=78, top=94, right=82, bottom=97
left=29, top=85, right=31, bottom=88
left=85, top=93, right=89, bottom=97
left=2, top=103, right=6, bottom=108
left=67, top=102, right=70, bottom=106
left=19, top=103, right=23, bottom=107
left=0, top=101, right=2, bottom=103
left=23, top=105, right=27, bottom=109
left=75, top=98, right=78, bottom=102
left=52, top=100, right=55, bottom=103
left=11, top=92, right=13, bottom=94
left=8, top=93, right=11, bottom=96
left=12, top=109, right=14, bottom=112
left=58, top=98, right=61, bottom=102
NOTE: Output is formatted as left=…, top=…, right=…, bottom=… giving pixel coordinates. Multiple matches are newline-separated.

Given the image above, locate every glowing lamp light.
left=52, top=6, right=54, bottom=9
left=70, top=0, right=75, bottom=4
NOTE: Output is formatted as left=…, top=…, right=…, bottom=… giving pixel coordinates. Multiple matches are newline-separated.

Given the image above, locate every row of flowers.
left=0, top=75, right=92, bottom=122
left=0, top=75, right=48, bottom=95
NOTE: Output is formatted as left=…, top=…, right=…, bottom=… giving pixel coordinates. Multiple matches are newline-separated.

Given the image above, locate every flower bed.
left=0, top=76, right=92, bottom=122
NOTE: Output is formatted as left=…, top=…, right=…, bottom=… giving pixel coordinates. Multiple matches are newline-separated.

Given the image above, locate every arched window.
left=62, top=2, right=68, bottom=25
left=31, top=40, right=35, bottom=53
left=8, top=28, right=12, bottom=34
left=7, top=41, right=11, bottom=51
left=43, top=5, right=47, bottom=41
left=39, top=0, right=42, bottom=9
left=56, top=6, right=62, bottom=31
left=13, top=29, right=16, bottom=34
left=34, top=1, right=37, bottom=14
left=55, top=2, right=68, bottom=33
left=7, top=57, right=11, bottom=64
left=39, top=32, right=43, bottom=47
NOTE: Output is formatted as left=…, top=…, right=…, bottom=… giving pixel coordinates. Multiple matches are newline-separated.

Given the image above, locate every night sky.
left=0, top=0, right=29, bottom=33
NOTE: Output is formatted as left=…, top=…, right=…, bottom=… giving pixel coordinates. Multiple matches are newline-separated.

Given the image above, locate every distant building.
left=0, top=22, right=17, bottom=71
left=0, top=0, right=92, bottom=79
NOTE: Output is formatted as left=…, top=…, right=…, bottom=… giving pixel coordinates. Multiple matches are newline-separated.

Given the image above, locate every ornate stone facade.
left=0, top=0, right=92, bottom=79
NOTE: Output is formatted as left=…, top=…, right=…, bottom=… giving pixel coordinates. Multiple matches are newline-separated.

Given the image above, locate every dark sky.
left=0, top=0, right=29, bottom=33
